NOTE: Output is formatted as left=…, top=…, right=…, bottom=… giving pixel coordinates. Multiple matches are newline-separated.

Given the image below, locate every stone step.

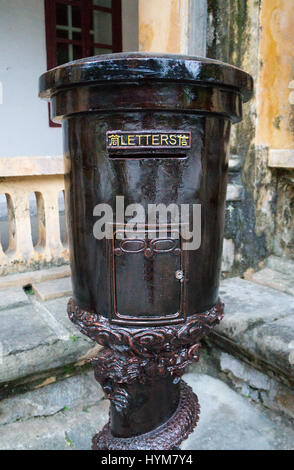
left=0, top=400, right=109, bottom=450
left=0, top=370, right=103, bottom=426
left=226, top=184, right=243, bottom=201
left=0, top=295, right=98, bottom=396
left=0, top=265, right=71, bottom=289
left=246, top=267, right=294, bottom=296
left=183, top=373, right=294, bottom=450
left=32, top=277, right=72, bottom=301
left=228, top=154, right=241, bottom=172
left=0, top=372, right=293, bottom=450
left=190, top=338, right=294, bottom=420
left=210, top=277, right=294, bottom=418
left=265, top=255, right=294, bottom=275
left=218, top=277, right=294, bottom=379
left=245, top=255, right=294, bottom=296
left=0, top=269, right=293, bottom=431
left=219, top=350, right=294, bottom=419
left=1, top=275, right=293, bottom=406
left=0, top=287, right=30, bottom=311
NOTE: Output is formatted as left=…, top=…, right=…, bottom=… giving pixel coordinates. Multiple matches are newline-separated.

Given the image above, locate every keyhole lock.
left=175, top=270, right=184, bottom=281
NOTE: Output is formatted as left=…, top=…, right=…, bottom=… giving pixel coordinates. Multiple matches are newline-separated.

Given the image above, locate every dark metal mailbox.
left=39, top=53, right=253, bottom=450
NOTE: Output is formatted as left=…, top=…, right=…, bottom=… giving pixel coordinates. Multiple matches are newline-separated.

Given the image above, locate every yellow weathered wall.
left=138, top=0, right=294, bottom=264
left=256, top=0, right=294, bottom=149
left=138, top=0, right=189, bottom=53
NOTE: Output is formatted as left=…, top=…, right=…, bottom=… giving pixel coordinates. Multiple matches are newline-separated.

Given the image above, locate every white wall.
left=0, top=0, right=63, bottom=157
left=122, top=0, right=138, bottom=52
left=0, top=0, right=138, bottom=159
left=188, top=0, right=207, bottom=56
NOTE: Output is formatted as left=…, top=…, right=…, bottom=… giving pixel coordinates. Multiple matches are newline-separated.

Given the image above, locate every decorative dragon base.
left=67, top=299, right=224, bottom=450
left=92, top=381, right=200, bottom=450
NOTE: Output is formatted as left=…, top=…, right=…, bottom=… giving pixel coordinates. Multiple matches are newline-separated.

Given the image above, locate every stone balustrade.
left=0, top=156, right=68, bottom=275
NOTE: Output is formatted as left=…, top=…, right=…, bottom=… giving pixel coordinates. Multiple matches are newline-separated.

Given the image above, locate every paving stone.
left=32, top=277, right=72, bottom=301
left=0, top=370, right=103, bottom=426
left=0, top=287, right=29, bottom=311
left=183, top=373, right=294, bottom=450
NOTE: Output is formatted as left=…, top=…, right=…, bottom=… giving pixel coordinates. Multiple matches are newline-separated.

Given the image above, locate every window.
left=44, top=0, right=122, bottom=126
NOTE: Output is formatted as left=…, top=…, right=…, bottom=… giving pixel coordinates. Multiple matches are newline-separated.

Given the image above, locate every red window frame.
left=44, top=0, right=122, bottom=127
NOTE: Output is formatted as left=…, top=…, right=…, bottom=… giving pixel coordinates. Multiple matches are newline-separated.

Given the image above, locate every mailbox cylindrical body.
left=39, top=53, right=253, bottom=450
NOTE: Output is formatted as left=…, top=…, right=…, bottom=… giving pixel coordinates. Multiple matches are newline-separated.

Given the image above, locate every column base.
left=92, top=380, right=200, bottom=451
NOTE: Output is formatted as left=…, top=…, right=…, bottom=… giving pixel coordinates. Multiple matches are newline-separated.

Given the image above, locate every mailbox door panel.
left=108, top=228, right=185, bottom=325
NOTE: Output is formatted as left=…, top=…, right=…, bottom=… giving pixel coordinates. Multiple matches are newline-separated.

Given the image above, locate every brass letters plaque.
left=107, top=131, right=191, bottom=150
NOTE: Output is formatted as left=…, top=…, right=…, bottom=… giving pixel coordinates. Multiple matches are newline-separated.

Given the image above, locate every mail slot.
left=39, top=53, right=253, bottom=450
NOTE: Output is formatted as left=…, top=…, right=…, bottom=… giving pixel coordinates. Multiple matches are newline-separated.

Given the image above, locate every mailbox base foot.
left=92, top=380, right=200, bottom=450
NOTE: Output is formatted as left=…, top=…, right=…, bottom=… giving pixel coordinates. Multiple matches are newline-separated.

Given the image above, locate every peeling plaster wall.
left=207, top=0, right=270, bottom=275
left=256, top=0, right=294, bottom=260
left=274, top=174, right=294, bottom=258
left=137, top=0, right=294, bottom=272
left=256, top=0, right=294, bottom=149
left=207, top=0, right=294, bottom=272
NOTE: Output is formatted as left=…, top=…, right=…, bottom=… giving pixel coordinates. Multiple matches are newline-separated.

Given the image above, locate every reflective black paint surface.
left=39, top=53, right=252, bottom=441
left=64, top=110, right=230, bottom=322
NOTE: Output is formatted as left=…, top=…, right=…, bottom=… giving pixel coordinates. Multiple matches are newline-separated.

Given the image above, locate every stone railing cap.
left=39, top=52, right=253, bottom=103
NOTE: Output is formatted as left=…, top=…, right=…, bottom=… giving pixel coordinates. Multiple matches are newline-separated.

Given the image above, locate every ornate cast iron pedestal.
left=39, top=53, right=253, bottom=450
left=67, top=299, right=223, bottom=449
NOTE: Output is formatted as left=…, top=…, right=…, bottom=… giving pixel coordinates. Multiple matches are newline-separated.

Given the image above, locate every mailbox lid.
left=39, top=52, right=253, bottom=103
